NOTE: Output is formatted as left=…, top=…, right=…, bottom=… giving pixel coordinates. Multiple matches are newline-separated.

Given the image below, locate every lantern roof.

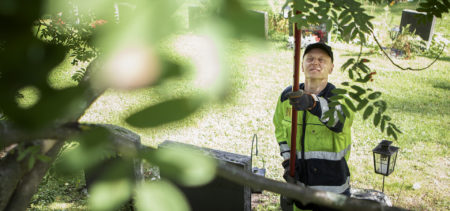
left=372, top=140, right=399, bottom=155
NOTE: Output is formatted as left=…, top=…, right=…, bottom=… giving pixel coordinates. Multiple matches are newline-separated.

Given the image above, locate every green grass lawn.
left=29, top=1, right=449, bottom=210
left=34, top=38, right=449, bottom=211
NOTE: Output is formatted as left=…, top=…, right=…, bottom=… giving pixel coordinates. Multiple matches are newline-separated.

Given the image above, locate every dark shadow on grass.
left=388, top=95, right=449, bottom=116
left=422, top=55, right=450, bottom=62
left=431, top=80, right=450, bottom=90
left=387, top=97, right=449, bottom=146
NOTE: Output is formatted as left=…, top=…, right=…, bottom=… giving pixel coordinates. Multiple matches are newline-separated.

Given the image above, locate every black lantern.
left=372, top=140, right=399, bottom=192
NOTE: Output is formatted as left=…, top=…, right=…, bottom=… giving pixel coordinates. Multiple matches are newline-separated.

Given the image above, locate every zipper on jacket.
left=300, top=111, right=308, bottom=185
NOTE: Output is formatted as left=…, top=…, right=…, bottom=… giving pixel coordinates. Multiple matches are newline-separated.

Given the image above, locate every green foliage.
left=16, top=143, right=52, bottom=170
left=36, top=2, right=100, bottom=82
left=285, top=0, right=408, bottom=139
left=55, top=127, right=116, bottom=174
left=326, top=80, right=402, bottom=140
left=390, top=24, right=427, bottom=59
left=1, top=0, right=267, bottom=208
left=89, top=178, right=133, bottom=211
left=140, top=146, right=216, bottom=187
left=425, top=33, right=449, bottom=57
left=417, top=0, right=450, bottom=20
left=135, top=180, right=190, bottom=211
left=2, top=0, right=448, bottom=209
left=126, top=97, right=204, bottom=128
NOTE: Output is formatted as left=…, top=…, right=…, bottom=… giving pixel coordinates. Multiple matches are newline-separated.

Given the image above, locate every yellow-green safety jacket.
left=273, top=83, right=353, bottom=197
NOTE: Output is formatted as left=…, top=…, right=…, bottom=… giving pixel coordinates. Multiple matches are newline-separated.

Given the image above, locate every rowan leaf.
left=374, top=112, right=381, bottom=127
left=363, top=105, right=373, bottom=120
left=356, top=99, right=369, bottom=110
left=380, top=118, right=386, bottom=132
left=341, top=104, right=351, bottom=118
left=341, top=58, right=355, bottom=71
left=330, top=95, right=344, bottom=101
left=344, top=100, right=356, bottom=113
left=332, top=88, right=348, bottom=95
left=349, top=92, right=362, bottom=102
left=351, top=85, right=366, bottom=94
left=337, top=109, right=345, bottom=122
left=368, top=91, right=382, bottom=100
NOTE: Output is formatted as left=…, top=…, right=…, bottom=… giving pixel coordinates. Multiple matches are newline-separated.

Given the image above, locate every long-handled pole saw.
left=290, top=10, right=302, bottom=177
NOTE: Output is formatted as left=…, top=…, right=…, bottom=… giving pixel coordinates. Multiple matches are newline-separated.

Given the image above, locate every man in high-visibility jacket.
left=273, top=42, right=353, bottom=210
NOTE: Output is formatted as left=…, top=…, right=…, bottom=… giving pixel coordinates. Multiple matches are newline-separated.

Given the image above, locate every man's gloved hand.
left=287, top=90, right=316, bottom=110
left=282, top=160, right=296, bottom=184
left=281, top=160, right=297, bottom=208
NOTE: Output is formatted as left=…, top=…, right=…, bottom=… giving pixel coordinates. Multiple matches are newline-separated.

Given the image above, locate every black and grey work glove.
left=281, top=160, right=298, bottom=208
left=287, top=90, right=316, bottom=110
left=282, top=160, right=296, bottom=184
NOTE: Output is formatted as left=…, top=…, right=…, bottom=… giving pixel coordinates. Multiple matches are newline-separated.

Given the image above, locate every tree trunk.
left=0, top=147, right=28, bottom=210
left=0, top=58, right=107, bottom=211
left=4, top=140, right=64, bottom=211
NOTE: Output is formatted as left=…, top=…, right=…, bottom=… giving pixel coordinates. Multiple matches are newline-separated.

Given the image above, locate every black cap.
left=303, top=42, right=333, bottom=62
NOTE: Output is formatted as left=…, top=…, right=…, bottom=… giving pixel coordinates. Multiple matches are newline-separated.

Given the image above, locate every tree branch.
left=1, top=123, right=145, bottom=211
left=0, top=58, right=108, bottom=210
left=216, top=161, right=408, bottom=211
left=0, top=57, right=106, bottom=149
left=5, top=140, right=65, bottom=211
left=1, top=122, right=410, bottom=210
left=371, top=29, right=445, bottom=71
left=0, top=122, right=80, bottom=148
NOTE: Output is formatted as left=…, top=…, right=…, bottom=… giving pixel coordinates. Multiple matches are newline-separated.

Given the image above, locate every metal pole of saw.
left=290, top=10, right=302, bottom=177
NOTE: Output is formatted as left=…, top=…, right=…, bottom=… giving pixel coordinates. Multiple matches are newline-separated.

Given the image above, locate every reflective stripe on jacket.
left=273, top=83, right=353, bottom=194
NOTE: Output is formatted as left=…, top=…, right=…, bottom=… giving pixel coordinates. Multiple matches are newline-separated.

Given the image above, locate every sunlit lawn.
left=34, top=34, right=449, bottom=210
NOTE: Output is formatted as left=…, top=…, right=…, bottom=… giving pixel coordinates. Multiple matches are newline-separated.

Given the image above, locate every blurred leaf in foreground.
left=135, top=180, right=190, bottom=211
left=141, top=146, right=216, bottom=187
left=55, top=126, right=115, bottom=174
left=126, top=96, right=204, bottom=128
left=89, top=178, right=133, bottom=211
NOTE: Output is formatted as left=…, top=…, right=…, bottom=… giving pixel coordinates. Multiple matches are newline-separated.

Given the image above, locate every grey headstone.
left=400, top=9, right=436, bottom=47
left=249, top=10, right=268, bottom=39
left=280, top=188, right=393, bottom=211
left=159, top=140, right=251, bottom=211
left=350, top=188, right=392, bottom=206
left=85, top=124, right=144, bottom=189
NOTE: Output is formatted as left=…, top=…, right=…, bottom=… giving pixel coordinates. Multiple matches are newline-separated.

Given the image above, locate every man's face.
left=302, top=48, right=334, bottom=80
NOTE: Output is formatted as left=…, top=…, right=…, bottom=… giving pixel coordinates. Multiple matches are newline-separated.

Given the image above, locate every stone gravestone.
left=350, top=188, right=392, bottom=206
left=159, top=140, right=251, bottom=211
left=400, top=9, right=436, bottom=48
left=280, top=188, right=392, bottom=211
left=248, top=10, right=269, bottom=39
left=84, top=124, right=144, bottom=210
left=84, top=124, right=144, bottom=189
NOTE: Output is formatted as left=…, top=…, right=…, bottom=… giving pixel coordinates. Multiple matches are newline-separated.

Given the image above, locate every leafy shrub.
left=390, top=24, right=447, bottom=59
left=36, top=4, right=101, bottom=83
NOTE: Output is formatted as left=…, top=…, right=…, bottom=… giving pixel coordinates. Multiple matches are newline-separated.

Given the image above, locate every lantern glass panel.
left=374, top=153, right=390, bottom=175
left=388, top=150, right=398, bottom=174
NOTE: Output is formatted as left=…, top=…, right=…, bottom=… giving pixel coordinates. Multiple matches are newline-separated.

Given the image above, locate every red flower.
left=57, top=18, right=65, bottom=25
left=91, top=19, right=108, bottom=28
